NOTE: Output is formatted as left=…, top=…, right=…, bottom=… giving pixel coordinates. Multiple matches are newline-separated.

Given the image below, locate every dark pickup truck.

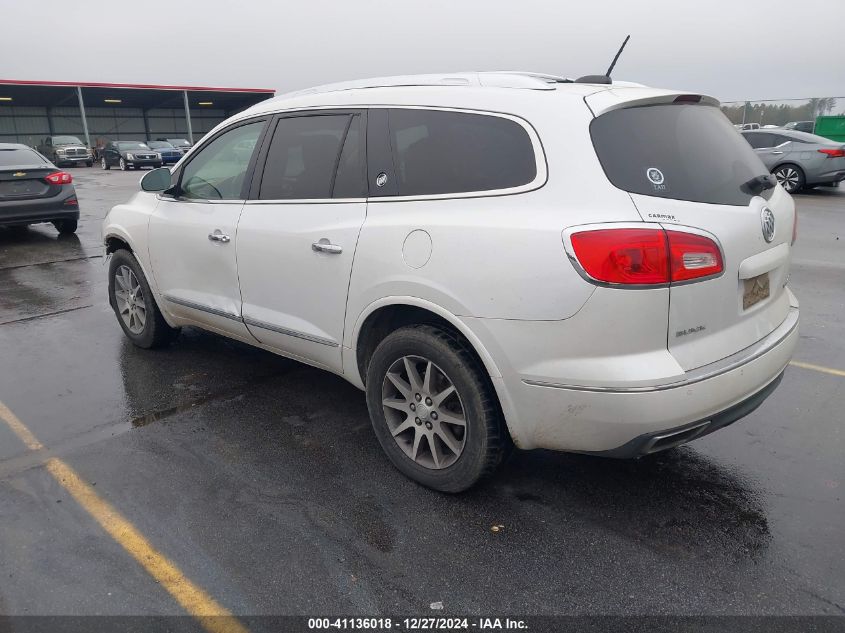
left=36, top=136, right=93, bottom=167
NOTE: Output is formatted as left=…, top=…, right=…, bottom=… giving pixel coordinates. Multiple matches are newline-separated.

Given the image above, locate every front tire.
left=366, top=325, right=510, bottom=492
left=119, top=158, right=128, bottom=171
left=101, top=157, right=110, bottom=170
left=86, top=160, right=93, bottom=167
left=773, top=164, right=805, bottom=193
left=108, top=249, right=178, bottom=349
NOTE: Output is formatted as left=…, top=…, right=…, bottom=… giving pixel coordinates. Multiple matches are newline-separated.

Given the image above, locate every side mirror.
left=140, top=167, right=172, bottom=192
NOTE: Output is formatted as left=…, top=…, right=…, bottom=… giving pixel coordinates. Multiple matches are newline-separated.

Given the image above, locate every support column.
left=183, top=90, right=193, bottom=144
left=142, top=109, right=151, bottom=142
left=76, top=86, right=91, bottom=147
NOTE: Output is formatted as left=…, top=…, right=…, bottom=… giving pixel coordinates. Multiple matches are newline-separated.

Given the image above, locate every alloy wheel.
left=114, top=265, right=147, bottom=334
left=775, top=167, right=800, bottom=192
left=381, top=355, right=467, bottom=469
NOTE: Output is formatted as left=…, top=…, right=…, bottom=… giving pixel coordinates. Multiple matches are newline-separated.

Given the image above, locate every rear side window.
left=387, top=109, right=536, bottom=196
left=591, top=104, right=770, bottom=206
left=743, top=132, right=777, bottom=149
left=260, top=114, right=363, bottom=200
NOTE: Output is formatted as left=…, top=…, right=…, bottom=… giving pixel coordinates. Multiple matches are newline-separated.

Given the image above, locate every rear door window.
left=590, top=104, right=771, bottom=206
left=387, top=109, right=537, bottom=196
left=259, top=114, right=362, bottom=200
left=743, top=132, right=777, bottom=149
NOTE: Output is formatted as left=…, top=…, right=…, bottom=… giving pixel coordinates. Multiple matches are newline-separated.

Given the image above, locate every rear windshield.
left=590, top=104, right=771, bottom=206
left=0, top=148, right=47, bottom=166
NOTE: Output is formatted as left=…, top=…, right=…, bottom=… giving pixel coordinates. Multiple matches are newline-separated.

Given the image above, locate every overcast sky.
left=3, top=0, right=843, bottom=102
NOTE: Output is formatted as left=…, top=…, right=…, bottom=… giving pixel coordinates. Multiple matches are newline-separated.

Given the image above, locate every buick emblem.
left=761, top=207, right=775, bottom=243
left=375, top=172, right=388, bottom=187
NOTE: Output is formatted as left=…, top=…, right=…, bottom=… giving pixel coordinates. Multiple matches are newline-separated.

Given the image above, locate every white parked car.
left=103, top=72, right=799, bottom=492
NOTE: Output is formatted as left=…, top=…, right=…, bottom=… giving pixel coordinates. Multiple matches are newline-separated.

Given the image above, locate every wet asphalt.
left=0, top=168, right=843, bottom=618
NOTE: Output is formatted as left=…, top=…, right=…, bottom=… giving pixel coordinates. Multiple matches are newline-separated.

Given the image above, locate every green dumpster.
left=814, top=116, right=845, bottom=142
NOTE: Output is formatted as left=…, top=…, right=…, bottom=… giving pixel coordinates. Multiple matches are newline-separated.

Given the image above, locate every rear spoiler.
left=584, top=88, right=720, bottom=117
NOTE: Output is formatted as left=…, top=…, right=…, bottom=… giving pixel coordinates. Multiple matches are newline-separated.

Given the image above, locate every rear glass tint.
left=388, top=109, right=536, bottom=196
left=0, top=148, right=46, bottom=166
left=590, top=104, right=770, bottom=206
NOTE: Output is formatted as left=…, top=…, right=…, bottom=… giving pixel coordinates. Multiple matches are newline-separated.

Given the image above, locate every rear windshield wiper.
left=742, top=174, right=777, bottom=195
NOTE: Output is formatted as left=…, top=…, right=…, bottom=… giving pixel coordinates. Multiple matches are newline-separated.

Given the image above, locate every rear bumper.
left=586, top=370, right=784, bottom=457
left=0, top=188, right=79, bottom=226
left=471, top=298, right=799, bottom=453
left=811, top=169, right=845, bottom=184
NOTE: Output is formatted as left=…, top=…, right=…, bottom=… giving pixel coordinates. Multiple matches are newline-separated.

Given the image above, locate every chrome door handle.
left=208, top=231, right=230, bottom=243
left=312, top=239, right=342, bottom=254
left=770, top=150, right=784, bottom=155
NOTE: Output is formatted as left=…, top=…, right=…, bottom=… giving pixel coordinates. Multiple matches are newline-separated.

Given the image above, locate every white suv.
left=103, top=72, right=799, bottom=492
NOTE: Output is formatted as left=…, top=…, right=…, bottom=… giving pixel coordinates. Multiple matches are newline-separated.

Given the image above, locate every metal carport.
left=0, top=79, right=275, bottom=148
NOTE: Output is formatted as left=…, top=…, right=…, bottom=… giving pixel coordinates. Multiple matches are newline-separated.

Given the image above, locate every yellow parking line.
left=789, top=360, right=845, bottom=378
left=0, top=400, right=248, bottom=633
left=0, top=401, right=44, bottom=451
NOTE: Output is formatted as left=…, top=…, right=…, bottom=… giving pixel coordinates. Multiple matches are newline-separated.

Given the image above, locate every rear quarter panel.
left=344, top=96, right=644, bottom=341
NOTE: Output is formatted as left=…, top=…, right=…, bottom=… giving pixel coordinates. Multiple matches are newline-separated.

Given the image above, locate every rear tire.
left=773, top=164, right=805, bottom=193
left=108, top=249, right=178, bottom=349
left=366, top=324, right=510, bottom=492
left=53, top=219, right=77, bottom=235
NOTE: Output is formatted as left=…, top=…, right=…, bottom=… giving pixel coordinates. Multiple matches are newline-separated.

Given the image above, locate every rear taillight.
left=569, top=227, right=723, bottom=286
left=45, top=171, right=72, bottom=184
left=818, top=148, right=845, bottom=158
left=570, top=229, right=669, bottom=284
left=666, top=230, right=724, bottom=282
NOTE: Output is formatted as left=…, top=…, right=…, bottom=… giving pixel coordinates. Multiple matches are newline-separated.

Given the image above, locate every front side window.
left=259, top=114, right=362, bottom=200
left=180, top=121, right=264, bottom=200
left=387, top=109, right=537, bottom=196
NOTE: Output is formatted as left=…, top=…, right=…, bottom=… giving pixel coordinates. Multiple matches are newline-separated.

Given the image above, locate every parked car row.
left=33, top=136, right=194, bottom=169
left=99, top=138, right=193, bottom=170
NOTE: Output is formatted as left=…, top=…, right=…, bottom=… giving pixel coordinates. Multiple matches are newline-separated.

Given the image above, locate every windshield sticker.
left=646, top=167, right=668, bottom=192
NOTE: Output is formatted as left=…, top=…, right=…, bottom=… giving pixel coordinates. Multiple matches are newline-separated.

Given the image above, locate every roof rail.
left=283, top=71, right=577, bottom=98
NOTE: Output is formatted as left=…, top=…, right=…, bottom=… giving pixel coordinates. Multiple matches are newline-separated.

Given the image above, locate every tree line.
left=721, top=97, right=840, bottom=126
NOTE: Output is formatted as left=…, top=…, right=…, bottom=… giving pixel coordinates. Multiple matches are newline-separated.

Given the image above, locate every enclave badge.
left=761, top=207, right=775, bottom=243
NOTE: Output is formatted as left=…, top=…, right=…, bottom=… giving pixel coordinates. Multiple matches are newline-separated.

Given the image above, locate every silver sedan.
left=741, top=129, right=845, bottom=193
